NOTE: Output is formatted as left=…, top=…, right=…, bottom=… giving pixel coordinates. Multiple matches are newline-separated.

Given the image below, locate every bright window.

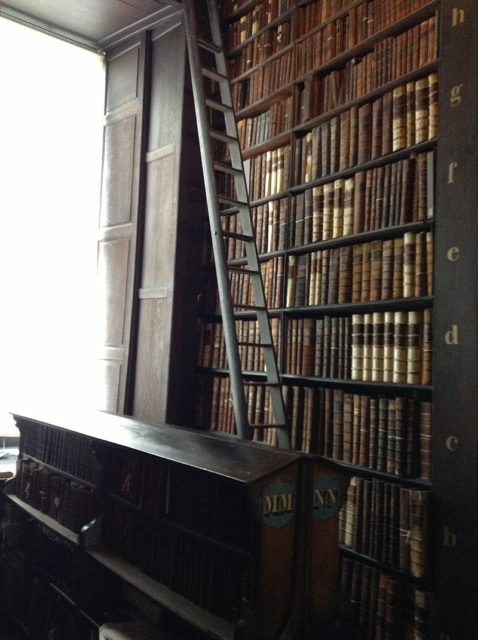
left=0, top=18, right=105, bottom=427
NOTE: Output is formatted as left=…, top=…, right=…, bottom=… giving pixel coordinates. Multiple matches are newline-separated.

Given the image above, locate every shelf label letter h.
left=452, top=7, right=465, bottom=26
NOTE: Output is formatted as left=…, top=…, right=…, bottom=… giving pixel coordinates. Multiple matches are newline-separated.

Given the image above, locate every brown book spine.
left=409, top=489, right=430, bottom=579
left=352, top=243, right=363, bottom=303
left=357, top=102, right=372, bottom=164
left=368, top=396, right=378, bottom=469
left=415, top=76, right=429, bottom=144
left=392, top=85, right=407, bottom=152
left=358, top=395, right=370, bottom=467
left=351, top=314, right=364, bottom=381
left=393, top=311, right=407, bottom=383
left=419, top=400, right=432, bottom=481
left=312, top=185, right=324, bottom=242
left=370, top=240, right=383, bottom=301
left=406, top=310, right=422, bottom=385
left=392, top=236, right=404, bottom=298
left=342, top=393, right=353, bottom=463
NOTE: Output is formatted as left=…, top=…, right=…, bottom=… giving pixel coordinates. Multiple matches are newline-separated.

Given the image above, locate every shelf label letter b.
left=443, top=526, right=457, bottom=547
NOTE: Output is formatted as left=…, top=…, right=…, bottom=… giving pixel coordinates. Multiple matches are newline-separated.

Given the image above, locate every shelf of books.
left=5, top=410, right=303, bottom=640
left=194, top=0, right=444, bottom=637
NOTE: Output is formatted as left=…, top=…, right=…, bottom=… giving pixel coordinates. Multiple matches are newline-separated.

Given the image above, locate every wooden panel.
left=106, top=44, right=139, bottom=111
left=2, top=0, right=177, bottom=47
left=432, top=2, right=478, bottom=638
left=97, top=33, right=150, bottom=415
left=133, top=298, right=171, bottom=423
left=97, top=238, right=130, bottom=347
left=141, top=146, right=177, bottom=289
left=100, top=115, right=136, bottom=227
left=97, top=360, right=122, bottom=413
left=149, top=23, right=186, bottom=150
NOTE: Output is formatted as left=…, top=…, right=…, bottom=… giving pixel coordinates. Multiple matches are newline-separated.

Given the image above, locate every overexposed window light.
left=0, top=18, right=105, bottom=423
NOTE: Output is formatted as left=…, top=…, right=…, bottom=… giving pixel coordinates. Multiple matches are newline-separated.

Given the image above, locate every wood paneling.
left=107, top=46, right=139, bottom=111
left=149, top=23, right=186, bottom=150
left=97, top=238, right=130, bottom=346
left=133, top=298, right=170, bottom=422
left=100, top=115, right=136, bottom=227
left=97, top=34, right=150, bottom=414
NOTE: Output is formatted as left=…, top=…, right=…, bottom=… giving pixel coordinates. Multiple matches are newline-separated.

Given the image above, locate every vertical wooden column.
left=97, top=34, right=150, bottom=415
left=432, top=2, right=478, bottom=637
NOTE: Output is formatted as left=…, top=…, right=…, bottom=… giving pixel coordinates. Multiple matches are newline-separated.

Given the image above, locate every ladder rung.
left=228, top=265, right=259, bottom=274
left=232, top=303, right=266, bottom=310
left=250, top=423, right=287, bottom=430
left=237, top=341, right=273, bottom=348
left=197, top=38, right=222, bottom=54
left=214, top=161, right=242, bottom=176
left=210, top=129, right=238, bottom=145
left=243, top=379, right=281, bottom=387
left=202, top=67, right=228, bottom=83
left=219, top=207, right=240, bottom=216
left=206, top=98, right=233, bottom=113
left=223, top=231, right=254, bottom=242
left=218, top=196, right=247, bottom=208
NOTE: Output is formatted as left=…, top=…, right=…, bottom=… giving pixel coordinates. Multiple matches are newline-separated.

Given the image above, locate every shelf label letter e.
left=447, top=247, right=459, bottom=262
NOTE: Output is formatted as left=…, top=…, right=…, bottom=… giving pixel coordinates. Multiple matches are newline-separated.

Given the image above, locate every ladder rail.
left=183, top=0, right=290, bottom=449
left=183, top=1, right=250, bottom=441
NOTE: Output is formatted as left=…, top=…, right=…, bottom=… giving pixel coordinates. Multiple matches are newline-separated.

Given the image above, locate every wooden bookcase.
left=193, top=0, right=478, bottom=638
left=2, top=410, right=308, bottom=640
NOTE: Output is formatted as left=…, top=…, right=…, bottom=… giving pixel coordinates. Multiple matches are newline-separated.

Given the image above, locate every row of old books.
left=0, top=553, right=97, bottom=640
left=198, top=317, right=281, bottom=371
left=19, top=420, right=98, bottom=484
left=248, top=144, right=291, bottom=200
left=236, top=95, right=292, bottom=149
left=227, top=20, right=292, bottom=75
left=286, top=231, right=433, bottom=307
left=232, top=48, right=294, bottom=109
left=237, top=152, right=433, bottom=259
left=340, top=558, right=430, bottom=639
left=229, top=255, right=284, bottom=308
left=294, top=74, right=438, bottom=186
left=285, top=310, right=432, bottom=384
left=339, top=476, right=430, bottom=578
left=106, top=447, right=169, bottom=516
left=319, top=390, right=431, bottom=480
left=104, top=448, right=260, bottom=553
left=295, top=0, right=433, bottom=78
left=16, top=458, right=99, bottom=533
left=196, top=375, right=279, bottom=446
left=351, top=310, right=432, bottom=384
left=195, top=378, right=431, bottom=478
left=289, top=152, right=433, bottom=244
left=227, top=153, right=432, bottom=258
left=296, top=16, right=436, bottom=123
left=224, top=0, right=294, bottom=48
left=102, top=498, right=254, bottom=622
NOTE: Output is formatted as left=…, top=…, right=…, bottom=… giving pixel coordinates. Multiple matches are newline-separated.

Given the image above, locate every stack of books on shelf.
left=195, top=0, right=439, bottom=636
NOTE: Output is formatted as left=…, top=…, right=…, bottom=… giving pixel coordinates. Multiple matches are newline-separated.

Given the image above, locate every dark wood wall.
left=97, top=16, right=206, bottom=427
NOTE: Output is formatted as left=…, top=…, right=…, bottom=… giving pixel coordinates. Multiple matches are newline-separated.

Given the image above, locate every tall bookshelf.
left=194, top=0, right=449, bottom=637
